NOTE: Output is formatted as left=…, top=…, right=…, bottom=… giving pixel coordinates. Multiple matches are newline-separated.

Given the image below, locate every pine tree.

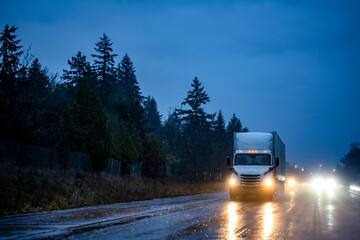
left=211, top=110, right=227, bottom=174
left=110, top=117, right=138, bottom=174
left=27, top=58, right=50, bottom=91
left=214, top=110, right=226, bottom=138
left=60, top=70, right=111, bottom=172
left=176, top=77, right=214, bottom=178
left=118, top=54, right=141, bottom=101
left=340, top=143, right=360, bottom=182
left=144, top=95, right=162, bottom=135
left=20, top=58, right=52, bottom=144
left=226, top=113, right=243, bottom=134
left=0, top=25, right=23, bottom=141
left=115, top=54, right=145, bottom=129
left=91, top=34, right=117, bottom=110
left=142, top=133, right=166, bottom=178
left=0, top=25, right=23, bottom=83
left=63, top=51, right=90, bottom=89
left=177, top=77, right=213, bottom=129
left=91, top=34, right=117, bottom=80
left=225, top=114, right=248, bottom=157
left=162, top=110, right=182, bottom=169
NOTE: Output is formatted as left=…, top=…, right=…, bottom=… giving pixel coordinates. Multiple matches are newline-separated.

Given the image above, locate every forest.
left=0, top=24, right=249, bottom=179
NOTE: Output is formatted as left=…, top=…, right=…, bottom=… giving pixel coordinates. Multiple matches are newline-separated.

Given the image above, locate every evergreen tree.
left=91, top=34, right=117, bottom=80
left=142, top=133, right=166, bottom=178
left=214, top=110, right=226, bottom=138
left=176, top=77, right=214, bottom=178
left=0, top=25, right=22, bottom=84
left=162, top=110, right=182, bottom=169
left=20, top=58, right=52, bottom=144
left=225, top=114, right=248, bottom=157
left=211, top=110, right=227, bottom=174
left=62, top=51, right=90, bottom=89
left=118, top=54, right=141, bottom=101
left=91, top=34, right=117, bottom=110
left=110, top=117, right=138, bottom=174
left=115, top=54, right=145, bottom=129
left=0, top=25, right=22, bottom=141
left=0, top=25, right=23, bottom=141
left=177, top=77, right=213, bottom=129
left=60, top=71, right=111, bottom=172
left=226, top=113, right=243, bottom=134
left=340, top=143, right=360, bottom=182
left=111, top=54, right=145, bottom=171
left=144, top=95, right=162, bottom=135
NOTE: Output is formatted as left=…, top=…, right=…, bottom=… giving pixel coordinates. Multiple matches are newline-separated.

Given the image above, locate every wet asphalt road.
left=1, top=187, right=360, bottom=239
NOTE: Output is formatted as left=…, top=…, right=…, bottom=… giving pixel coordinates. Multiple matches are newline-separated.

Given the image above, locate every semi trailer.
left=227, top=132, right=286, bottom=201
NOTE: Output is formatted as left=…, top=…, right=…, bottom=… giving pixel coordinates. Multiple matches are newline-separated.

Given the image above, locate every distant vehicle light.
left=350, top=185, right=360, bottom=192
left=288, top=179, right=296, bottom=187
left=311, top=177, right=337, bottom=192
left=265, top=179, right=273, bottom=186
left=230, top=179, right=236, bottom=185
left=311, top=177, right=324, bottom=191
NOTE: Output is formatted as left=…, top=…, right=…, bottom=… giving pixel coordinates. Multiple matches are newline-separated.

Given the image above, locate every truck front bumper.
left=230, top=185, right=275, bottom=196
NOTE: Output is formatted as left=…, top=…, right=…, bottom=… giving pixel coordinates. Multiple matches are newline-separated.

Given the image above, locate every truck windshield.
left=234, top=154, right=271, bottom=165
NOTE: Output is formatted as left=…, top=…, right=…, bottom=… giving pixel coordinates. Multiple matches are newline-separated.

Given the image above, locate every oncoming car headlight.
left=230, top=179, right=236, bottom=185
left=311, top=177, right=337, bottom=192
left=265, top=179, right=273, bottom=186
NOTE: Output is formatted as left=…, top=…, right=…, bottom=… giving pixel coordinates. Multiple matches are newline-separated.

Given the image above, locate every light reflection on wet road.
left=227, top=202, right=237, bottom=240
left=1, top=187, right=360, bottom=239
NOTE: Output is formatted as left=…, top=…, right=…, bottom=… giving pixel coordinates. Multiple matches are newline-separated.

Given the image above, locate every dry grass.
left=0, top=163, right=226, bottom=215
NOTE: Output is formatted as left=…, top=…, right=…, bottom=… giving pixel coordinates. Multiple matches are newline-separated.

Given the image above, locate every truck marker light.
left=264, top=150, right=267, bottom=153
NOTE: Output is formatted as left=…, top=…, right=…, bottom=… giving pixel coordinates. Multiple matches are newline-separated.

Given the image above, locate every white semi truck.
left=227, top=132, right=285, bottom=201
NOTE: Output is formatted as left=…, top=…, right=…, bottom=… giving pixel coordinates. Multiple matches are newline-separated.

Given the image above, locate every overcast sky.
left=1, top=0, right=359, bottom=170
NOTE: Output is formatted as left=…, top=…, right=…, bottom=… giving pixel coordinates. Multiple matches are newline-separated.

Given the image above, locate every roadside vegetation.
left=337, top=143, right=360, bottom=184
left=0, top=163, right=226, bottom=215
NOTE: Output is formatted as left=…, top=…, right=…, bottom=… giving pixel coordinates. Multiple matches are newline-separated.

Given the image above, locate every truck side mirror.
left=227, top=156, right=232, bottom=168
left=276, top=158, right=279, bottom=167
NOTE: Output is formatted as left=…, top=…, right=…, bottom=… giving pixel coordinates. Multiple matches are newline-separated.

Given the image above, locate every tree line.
left=337, top=142, right=360, bottom=183
left=0, top=25, right=248, bottom=179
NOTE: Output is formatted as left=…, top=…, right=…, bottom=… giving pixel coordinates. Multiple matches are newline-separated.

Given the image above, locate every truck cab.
left=227, top=132, right=285, bottom=201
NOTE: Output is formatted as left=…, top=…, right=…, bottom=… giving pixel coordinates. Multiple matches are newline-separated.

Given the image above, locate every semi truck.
left=227, top=132, right=285, bottom=201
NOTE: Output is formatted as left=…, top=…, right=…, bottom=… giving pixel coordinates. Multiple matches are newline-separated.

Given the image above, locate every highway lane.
left=1, top=187, right=360, bottom=239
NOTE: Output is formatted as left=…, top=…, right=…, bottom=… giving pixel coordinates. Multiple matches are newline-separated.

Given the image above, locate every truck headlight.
left=230, top=179, right=236, bottom=185
left=265, top=179, right=273, bottom=186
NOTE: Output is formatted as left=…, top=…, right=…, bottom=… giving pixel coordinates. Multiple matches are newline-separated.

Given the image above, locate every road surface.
left=1, top=187, right=360, bottom=239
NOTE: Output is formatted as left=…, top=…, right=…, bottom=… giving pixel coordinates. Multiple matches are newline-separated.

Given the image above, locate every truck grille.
left=240, top=174, right=260, bottom=187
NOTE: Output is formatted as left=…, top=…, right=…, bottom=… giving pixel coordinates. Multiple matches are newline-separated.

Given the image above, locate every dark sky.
left=1, top=0, right=359, bottom=171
